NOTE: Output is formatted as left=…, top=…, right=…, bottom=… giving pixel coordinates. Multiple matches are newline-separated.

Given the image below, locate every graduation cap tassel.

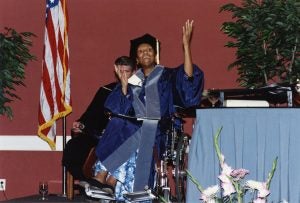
left=156, top=39, right=160, bottom=65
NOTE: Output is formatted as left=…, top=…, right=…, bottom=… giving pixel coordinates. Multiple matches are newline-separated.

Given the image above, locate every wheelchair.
left=82, top=115, right=191, bottom=203
left=155, top=117, right=190, bottom=202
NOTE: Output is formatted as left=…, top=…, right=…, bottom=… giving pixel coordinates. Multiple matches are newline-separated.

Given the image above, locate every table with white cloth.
left=186, top=108, right=300, bottom=203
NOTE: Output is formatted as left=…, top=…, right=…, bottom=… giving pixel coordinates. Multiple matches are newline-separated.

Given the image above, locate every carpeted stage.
left=1, top=194, right=97, bottom=203
left=1, top=194, right=161, bottom=202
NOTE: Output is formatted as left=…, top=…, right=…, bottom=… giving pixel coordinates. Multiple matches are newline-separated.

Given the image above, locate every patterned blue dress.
left=94, top=152, right=137, bottom=201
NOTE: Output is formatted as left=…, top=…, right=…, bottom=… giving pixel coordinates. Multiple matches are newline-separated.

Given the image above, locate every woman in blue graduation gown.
left=92, top=20, right=204, bottom=201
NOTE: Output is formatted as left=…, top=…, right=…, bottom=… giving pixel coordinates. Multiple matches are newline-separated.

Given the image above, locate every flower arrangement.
left=187, top=127, right=278, bottom=203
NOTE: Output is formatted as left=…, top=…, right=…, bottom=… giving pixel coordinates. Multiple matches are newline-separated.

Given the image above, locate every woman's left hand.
left=182, top=19, right=194, bottom=47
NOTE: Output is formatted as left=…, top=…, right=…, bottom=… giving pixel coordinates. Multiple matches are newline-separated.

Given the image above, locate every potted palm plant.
left=220, top=0, right=300, bottom=88
left=0, top=27, right=36, bottom=119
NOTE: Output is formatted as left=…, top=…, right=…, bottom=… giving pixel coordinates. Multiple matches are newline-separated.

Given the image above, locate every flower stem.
left=266, top=156, right=278, bottom=189
left=213, top=127, right=223, bottom=164
left=186, top=169, right=204, bottom=192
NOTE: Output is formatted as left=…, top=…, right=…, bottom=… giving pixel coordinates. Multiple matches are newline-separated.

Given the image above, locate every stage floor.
left=1, top=194, right=98, bottom=203
left=2, top=194, right=161, bottom=202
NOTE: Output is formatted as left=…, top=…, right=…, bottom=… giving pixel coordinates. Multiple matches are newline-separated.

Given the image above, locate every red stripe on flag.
left=56, top=30, right=65, bottom=112
left=46, top=11, right=58, bottom=68
left=42, top=60, right=55, bottom=116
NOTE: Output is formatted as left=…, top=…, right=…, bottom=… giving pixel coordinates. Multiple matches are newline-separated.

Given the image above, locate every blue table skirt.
left=186, top=108, right=300, bottom=203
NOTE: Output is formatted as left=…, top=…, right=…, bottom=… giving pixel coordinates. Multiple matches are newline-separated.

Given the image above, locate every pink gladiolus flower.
left=246, top=180, right=270, bottom=198
left=258, top=187, right=270, bottom=198
left=218, top=163, right=235, bottom=196
left=253, top=198, right=266, bottom=203
left=200, top=185, right=219, bottom=203
left=220, top=163, right=233, bottom=177
left=221, top=182, right=236, bottom=196
left=230, top=168, right=249, bottom=181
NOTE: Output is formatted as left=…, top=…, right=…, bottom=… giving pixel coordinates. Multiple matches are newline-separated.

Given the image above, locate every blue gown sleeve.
left=175, top=64, right=204, bottom=107
left=104, top=84, right=133, bottom=115
left=97, top=84, right=140, bottom=162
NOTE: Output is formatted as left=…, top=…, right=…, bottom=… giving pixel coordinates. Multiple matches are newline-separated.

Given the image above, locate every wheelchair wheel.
left=174, top=132, right=189, bottom=202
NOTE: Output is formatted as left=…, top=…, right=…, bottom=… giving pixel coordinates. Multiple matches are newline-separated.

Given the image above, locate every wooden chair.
left=66, top=147, right=97, bottom=200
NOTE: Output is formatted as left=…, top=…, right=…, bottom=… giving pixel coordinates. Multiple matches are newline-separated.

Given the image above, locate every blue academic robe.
left=96, top=64, right=204, bottom=190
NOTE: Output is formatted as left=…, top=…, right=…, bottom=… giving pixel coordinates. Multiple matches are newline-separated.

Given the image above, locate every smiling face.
left=136, top=43, right=156, bottom=69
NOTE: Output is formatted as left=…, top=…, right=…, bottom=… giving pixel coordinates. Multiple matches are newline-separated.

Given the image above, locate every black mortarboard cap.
left=129, top=33, right=158, bottom=60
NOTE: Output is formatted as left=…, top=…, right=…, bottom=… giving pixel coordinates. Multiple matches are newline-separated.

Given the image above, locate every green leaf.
left=0, top=27, right=36, bottom=119
left=220, top=0, right=300, bottom=88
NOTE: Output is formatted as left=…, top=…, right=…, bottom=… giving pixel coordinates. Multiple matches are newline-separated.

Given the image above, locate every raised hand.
left=115, top=65, right=129, bottom=95
left=182, top=19, right=194, bottom=77
left=72, top=121, right=84, bottom=133
left=182, top=19, right=194, bottom=47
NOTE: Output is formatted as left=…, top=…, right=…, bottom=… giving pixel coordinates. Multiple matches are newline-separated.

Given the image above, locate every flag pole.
left=62, top=116, right=67, bottom=196
left=61, top=0, right=69, bottom=197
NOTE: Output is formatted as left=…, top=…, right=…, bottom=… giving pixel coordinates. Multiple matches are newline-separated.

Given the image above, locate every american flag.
left=38, top=0, right=72, bottom=150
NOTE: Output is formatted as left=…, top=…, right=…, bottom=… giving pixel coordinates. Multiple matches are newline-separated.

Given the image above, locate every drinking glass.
left=38, top=181, right=48, bottom=200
